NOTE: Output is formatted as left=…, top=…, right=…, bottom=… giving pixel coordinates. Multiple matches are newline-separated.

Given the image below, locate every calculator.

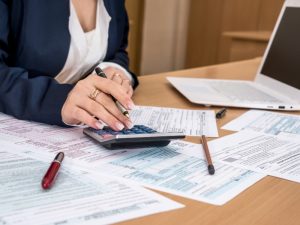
left=83, top=125, right=185, bottom=149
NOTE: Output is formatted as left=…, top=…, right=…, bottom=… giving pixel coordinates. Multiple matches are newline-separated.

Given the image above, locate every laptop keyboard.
left=210, top=81, right=282, bottom=103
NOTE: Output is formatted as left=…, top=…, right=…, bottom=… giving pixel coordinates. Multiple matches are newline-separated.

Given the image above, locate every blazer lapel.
left=103, top=0, right=113, bottom=59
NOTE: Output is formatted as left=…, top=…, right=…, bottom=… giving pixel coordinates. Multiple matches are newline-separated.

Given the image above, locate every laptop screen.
left=261, top=7, right=300, bottom=89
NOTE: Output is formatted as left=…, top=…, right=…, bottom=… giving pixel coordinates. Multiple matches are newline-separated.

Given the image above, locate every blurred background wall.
left=125, top=0, right=284, bottom=76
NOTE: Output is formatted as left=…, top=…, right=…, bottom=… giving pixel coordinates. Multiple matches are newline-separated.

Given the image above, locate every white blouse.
left=55, top=0, right=132, bottom=84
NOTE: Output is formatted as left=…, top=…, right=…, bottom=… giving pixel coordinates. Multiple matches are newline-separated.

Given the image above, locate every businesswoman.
left=0, top=0, right=138, bottom=131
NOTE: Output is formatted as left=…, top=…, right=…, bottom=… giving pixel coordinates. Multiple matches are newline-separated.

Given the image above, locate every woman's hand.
left=103, top=67, right=134, bottom=97
left=61, top=73, right=135, bottom=130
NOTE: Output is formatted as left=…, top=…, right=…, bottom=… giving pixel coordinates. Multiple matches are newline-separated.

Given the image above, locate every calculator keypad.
left=84, top=125, right=185, bottom=149
left=89, top=125, right=157, bottom=138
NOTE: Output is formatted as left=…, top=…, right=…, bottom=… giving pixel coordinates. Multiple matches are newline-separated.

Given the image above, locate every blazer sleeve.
left=0, top=1, right=73, bottom=126
left=105, top=1, right=139, bottom=88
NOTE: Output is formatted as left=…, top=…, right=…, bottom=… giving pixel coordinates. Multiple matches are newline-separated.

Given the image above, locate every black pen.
left=95, top=67, right=130, bottom=118
left=216, top=108, right=227, bottom=119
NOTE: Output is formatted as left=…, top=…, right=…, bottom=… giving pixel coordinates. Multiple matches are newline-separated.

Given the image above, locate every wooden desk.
left=120, top=58, right=300, bottom=225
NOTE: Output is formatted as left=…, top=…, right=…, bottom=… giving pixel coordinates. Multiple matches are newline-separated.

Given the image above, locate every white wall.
left=140, top=0, right=190, bottom=75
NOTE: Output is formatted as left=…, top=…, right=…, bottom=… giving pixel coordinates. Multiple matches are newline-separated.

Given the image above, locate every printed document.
left=0, top=150, right=183, bottom=225
left=0, top=111, right=218, bottom=165
left=222, top=110, right=300, bottom=138
left=0, top=114, right=264, bottom=205
left=131, top=106, right=219, bottom=137
left=0, top=113, right=126, bottom=165
left=91, top=141, right=265, bottom=205
left=208, top=131, right=300, bottom=184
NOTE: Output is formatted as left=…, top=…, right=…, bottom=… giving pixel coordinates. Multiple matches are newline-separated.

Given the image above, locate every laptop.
left=167, top=0, right=300, bottom=111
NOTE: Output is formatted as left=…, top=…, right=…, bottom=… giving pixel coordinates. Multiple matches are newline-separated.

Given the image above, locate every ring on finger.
left=89, top=88, right=100, bottom=101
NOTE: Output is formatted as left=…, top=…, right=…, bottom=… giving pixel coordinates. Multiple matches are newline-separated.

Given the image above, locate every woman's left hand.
left=103, top=67, right=134, bottom=97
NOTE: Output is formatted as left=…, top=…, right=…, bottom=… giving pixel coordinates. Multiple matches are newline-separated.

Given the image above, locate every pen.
left=95, top=67, right=130, bottom=118
left=216, top=108, right=227, bottom=119
left=41, top=152, right=64, bottom=189
left=201, top=135, right=215, bottom=175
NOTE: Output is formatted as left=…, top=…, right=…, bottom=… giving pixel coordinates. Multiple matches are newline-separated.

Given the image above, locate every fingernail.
left=95, top=121, right=104, bottom=130
left=116, top=122, right=125, bottom=131
left=125, top=120, right=134, bottom=129
left=128, top=102, right=135, bottom=110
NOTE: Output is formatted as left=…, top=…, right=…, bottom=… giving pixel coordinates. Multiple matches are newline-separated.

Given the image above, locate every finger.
left=113, top=74, right=133, bottom=96
left=121, top=79, right=133, bottom=96
left=102, top=67, right=115, bottom=79
left=111, top=73, right=123, bottom=85
left=71, top=107, right=102, bottom=129
left=128, top=87, right=133, bottom=97
left=90, top=75, right=135, bottom=110
left=114, top=71, right=130, bottom=82
left=80, top=97, right=125, bottom=131
left=75, top=77, right=134, bottom=117
left=96, top=92, right=133, bottom=128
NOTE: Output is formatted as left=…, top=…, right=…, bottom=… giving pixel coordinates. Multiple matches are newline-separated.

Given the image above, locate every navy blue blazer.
left=0, top=0, right=138, bottom=126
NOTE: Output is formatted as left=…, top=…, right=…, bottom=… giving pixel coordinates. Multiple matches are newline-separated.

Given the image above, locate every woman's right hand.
left=61, top=74, right=135, bottom=130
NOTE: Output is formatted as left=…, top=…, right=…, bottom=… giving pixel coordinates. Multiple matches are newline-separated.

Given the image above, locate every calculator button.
left=122, top=130, right=134, bottom=134
left=134, top=130, right=146, bottom=134
left=146, top=130, right=156, bottom=133
left=93, top=125, right=158, bottom=136
left=131, top=127, right=140, bottom=131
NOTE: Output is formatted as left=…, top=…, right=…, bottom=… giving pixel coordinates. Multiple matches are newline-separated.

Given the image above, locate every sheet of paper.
left=0, top=113, right=128, bottom=166
left=208, top=131, right=300, bottom=183
left=85, top=141, right=265, bottom=205
left=222, top=110, right=300, bottom=138
left=0, top=114, right=264, bottom=205
left=0, top=149, right=183, bottom=225
left=130, top=106, right=219, bottom=137
left=0, top=111, right=218, bottom=165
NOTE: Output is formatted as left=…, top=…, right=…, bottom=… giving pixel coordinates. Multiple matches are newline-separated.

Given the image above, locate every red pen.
left=41, top=152, right=64, bottom=189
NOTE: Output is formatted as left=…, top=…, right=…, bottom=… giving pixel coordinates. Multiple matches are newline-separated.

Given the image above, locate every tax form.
left=0, top=150, right=183, bottom=225
left=130, top=106, right=219, bottom=137
left=0, top=114, right=264, bottom=205
left=0, top=111, right=217, bottom=164
left=222, top=110, right=300, bottom=138
left=89, top=142, right=265, bottom=205
left=0, top=113, right=126, bottom=165
left=208, top=131, right=300, bottom=184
